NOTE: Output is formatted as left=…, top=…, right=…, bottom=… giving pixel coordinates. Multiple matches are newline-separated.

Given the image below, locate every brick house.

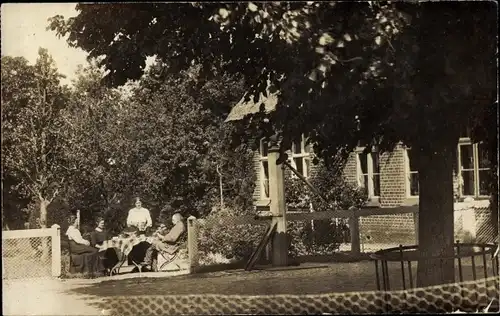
left=226, top=93, right=494, bottom=244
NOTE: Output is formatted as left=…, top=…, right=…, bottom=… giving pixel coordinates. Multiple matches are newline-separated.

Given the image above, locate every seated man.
left=142, top=213, right=185, bottom=270
left=125, top=197, right=153, bottom=234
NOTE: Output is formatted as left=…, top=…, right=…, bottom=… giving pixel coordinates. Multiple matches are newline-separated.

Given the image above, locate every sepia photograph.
left=1, top=1, right=498, bottom=315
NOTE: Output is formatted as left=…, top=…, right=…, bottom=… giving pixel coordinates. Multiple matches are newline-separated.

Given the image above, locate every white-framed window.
left=457, top=139, right=490, bottom=198
left=288, top=135, right=311, bottom=179
left=356, top=150, right=381, bottom=199
left=258, top=136, right=311, bottom=199
left=259, top=139, right=270, bottom=199
left=405, top=148, right=419, bottom=197
left=403, top=137, right=491, bottom=199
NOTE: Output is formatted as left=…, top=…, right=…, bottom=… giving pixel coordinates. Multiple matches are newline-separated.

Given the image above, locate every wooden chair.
left=65, top=238, right=76, bottom=271
left=65, top=238, right=86, bottom=274
left=66, top=238, right=104, bottom=277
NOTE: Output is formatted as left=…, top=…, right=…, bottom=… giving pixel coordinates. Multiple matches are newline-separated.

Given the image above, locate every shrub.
left=198, top=158, right=366, bottom=261
left=198, top=206, right=267, bottom=262
left=285, top=160, right=365, bottom=255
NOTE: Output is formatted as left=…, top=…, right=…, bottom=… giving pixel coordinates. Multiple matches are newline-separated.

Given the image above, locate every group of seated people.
left=65, top=197, right=186, bottom=276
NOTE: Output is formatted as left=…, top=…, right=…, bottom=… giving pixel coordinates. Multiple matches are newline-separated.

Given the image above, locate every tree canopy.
left=2, top=49, right=255, bottom=236
left=2, top=49, right=73, bottom=228
left=47, top=1, right=498, bottom=287
left=49, top=2, right=496, bottom=159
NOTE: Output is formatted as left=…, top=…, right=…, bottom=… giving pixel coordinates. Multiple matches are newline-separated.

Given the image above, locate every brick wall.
left=475, top=207, right=497, bottom=243
left=343, top=152, right=358, bottom=187
left=380, top=145, right=408, bottom=207
left=342, top=144, right=409, bottom=207
left=359, top=213, right=417, bottom=245
left=358, top=207, right=494, bottom=247
left=453, top=171, right=460, bottom=198
left=250, top=142, right=495, bottom=248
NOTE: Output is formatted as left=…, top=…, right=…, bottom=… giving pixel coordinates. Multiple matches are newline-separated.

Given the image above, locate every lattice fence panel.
left=2, top=236, right=53, bottom=279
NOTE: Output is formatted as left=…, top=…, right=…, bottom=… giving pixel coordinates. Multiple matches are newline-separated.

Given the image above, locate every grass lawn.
left=70, top=259, right=495, bottom=298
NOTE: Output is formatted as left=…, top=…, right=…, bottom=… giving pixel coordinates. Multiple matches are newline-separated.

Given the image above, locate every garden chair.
left=156, top=246, right=184, bottom=271
left=130, top=247, right=182, bottom=275
left=65, top=238, right=85, bottom=274
left=137, top=234, right=187, bottom=273
left=156, top=233, right=188, bottom=271
left=65, top=238, right=104, bottom=277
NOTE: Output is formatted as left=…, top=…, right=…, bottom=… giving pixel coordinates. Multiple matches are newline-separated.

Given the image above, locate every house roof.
left=224, top=88, right=279, bottom=123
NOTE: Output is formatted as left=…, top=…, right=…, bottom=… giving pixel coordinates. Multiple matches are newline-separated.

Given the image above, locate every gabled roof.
left=224, top=87, right=279, bottom=123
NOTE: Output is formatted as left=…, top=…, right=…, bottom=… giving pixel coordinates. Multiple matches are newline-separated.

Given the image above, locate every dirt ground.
left=70, top=260, right=493, bottom=297
left=2, top=265, right=187, bottom=316
left=2, top=277, right=102, bottom=315
left=2, top=260, right=495, bottom=315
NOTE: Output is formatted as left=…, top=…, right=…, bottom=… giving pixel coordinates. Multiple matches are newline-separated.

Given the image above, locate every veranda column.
left=267, top=135, right=288, bottom=266
left=51, top=224, right=61, bottom=277
left=187, top=216, right=199, bottom=273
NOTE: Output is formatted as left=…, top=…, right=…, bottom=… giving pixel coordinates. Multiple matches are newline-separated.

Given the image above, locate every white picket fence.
left=2, top=224, right=61, bottom=279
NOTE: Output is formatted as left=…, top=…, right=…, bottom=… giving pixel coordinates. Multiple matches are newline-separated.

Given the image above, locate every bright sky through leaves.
left=1, top=3, right=88, bottom=86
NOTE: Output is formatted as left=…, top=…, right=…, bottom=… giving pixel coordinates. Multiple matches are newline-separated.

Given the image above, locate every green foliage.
left=48, top=2, right=495, bottom=158
left=198, top=206, right=266, bottom=261
left=58, top=60, right=253, bottom=233
left=2, top=49, right=255, bottom=234
left=285, top=161, right=365, bottom=256
left=2, top=174, right=31, bottom=230
left=1, top=49, right=73, bottom=227
left=198, top=159, right=363, bottom=260
left=115, top=65, right=253, bottom=222
left=48, top=2, right=496, bottom=285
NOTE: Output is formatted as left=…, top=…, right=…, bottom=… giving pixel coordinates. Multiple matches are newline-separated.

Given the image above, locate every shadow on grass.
left=68, top=258, right=496, bottom=299
left=68, top=261, right=385, bottom=298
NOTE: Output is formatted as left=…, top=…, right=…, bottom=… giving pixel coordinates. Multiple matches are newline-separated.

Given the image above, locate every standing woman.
left=126, top=197, right=153, bottom=234
left=66, top=214, right=105, bottom=275
left=90, top=217, right=119, bottom=274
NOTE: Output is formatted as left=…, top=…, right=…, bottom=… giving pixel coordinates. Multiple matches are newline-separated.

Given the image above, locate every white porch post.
left=51, top=224, right=61, bottom=277
left=187, top=216, right=199, bottom=273
left=267, top=136, right=288, bottom=267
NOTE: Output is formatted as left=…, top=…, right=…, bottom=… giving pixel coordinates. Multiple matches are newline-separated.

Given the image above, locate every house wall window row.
left=405, top=148, right=419, bottom=197
left=405, top=140, right=490, bottom=199
left=356, top=150, right=381, bottom=199
left=258, top=136, right=311, bottom=199
left=457, top=141, right=490, bottom=197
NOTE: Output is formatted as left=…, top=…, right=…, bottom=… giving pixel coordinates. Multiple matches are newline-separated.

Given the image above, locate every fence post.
left=268, top=136, right=288, bottom=267
left=349, top=211, right=361, bottom=256
left=187, top=216, right=199, bottom=274
left=76, top=209, right=81, bottom=228
left=413, top=211, right=419, bottom=245
left=51, top=224, right=61, bottom=277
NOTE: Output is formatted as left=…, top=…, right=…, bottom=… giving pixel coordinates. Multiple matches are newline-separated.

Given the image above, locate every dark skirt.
left=127, top=241, right=151, bottom=265
left=68, top=240, right=105, bottom=274
left=99, top=248, right=119, bottom=270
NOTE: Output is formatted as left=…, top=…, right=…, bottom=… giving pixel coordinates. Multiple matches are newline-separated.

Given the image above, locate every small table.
left=101, top=234, right=158, bottom=275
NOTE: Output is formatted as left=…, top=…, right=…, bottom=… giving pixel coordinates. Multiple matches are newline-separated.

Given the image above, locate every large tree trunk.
left=39, top=198, right=49, bottom=228
left=416, top=144, right=455, bottom=287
